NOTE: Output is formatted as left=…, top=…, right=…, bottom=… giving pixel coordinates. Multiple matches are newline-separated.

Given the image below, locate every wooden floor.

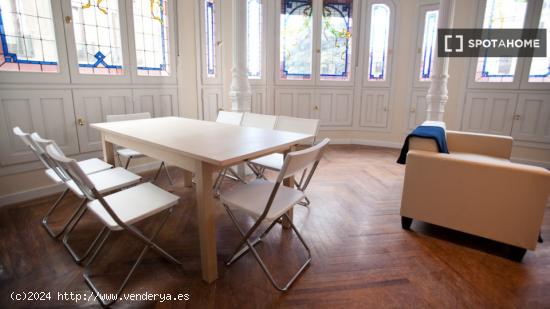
left=1, top=145, right=549, bottom=308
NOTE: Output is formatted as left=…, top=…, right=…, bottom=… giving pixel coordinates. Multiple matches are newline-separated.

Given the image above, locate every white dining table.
left=91, top=116, right=312, bottom=283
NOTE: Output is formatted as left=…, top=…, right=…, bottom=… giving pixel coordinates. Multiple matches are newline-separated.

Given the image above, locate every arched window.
left=474, top=0, right=528, bottom=83
left=132, top=0, right=171, bottom=76
left=367, top=3, right=390, bottom=81
left=0, top=0, right=59, bottom=73
left=419, top=9, right=438, bottom=81
left=247, top=0, right=262, bottom=79
left=279, top=0, right=313, bottom=80
left=320, top=0, right=353, bottom=81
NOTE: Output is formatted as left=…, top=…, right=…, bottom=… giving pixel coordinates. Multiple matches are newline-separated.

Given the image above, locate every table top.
left=91, top=117, right=312, bottom=166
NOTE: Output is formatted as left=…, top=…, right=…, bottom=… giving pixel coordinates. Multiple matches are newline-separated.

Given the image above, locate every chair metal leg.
left=62, top=206, right=110, bottom=264
left=297, top=196, right=310, bottom=207
left=116, top=153, right=123, bottom=168
left=226, top=167, right=245, bottom=183
left=41, top=188, right=71, bottom=238
left=153, top=161, right=174, bottom=185
left=83, top=208, right=180, bottom=307
left=124, top=156, right=132, bottom=169
left=224, top=206, right=311, bottom=291
left=214, top=169, right=228, bottom=197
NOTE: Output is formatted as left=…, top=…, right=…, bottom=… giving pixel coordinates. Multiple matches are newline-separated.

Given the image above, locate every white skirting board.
left=0, top=161, right=164, bottom=208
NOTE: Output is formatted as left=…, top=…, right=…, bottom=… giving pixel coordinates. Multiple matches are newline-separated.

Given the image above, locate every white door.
left=461, top=92, right=517, bottom=136
left=511, top=93, right=550, bottom=143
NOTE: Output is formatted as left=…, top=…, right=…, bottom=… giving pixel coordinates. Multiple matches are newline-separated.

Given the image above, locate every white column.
left=229, top=0, right=252, bottom=113
left=425, top=0, right=455, bottom=121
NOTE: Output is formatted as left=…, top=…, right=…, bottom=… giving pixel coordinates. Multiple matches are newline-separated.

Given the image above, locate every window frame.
left=362, top=0, right=396, bottom=88
left=247, top=0, right=267, bottom=85
left=61, top=0, right=132, bottom=84
left=466, top=0, right=536, bottom=90
left=126, top=0, right=177, bottom=84
left=519, top=0, right=549, bottom=90
left=0, top=0, right=70, bottom=84
left=412, top=3, right=438, bottom=89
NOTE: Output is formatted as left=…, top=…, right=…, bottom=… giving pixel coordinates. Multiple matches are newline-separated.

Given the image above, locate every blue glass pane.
left=0, top=0, right=59, bottom=72
left=205, top=0, right=215, bottom=77
left=280, top=0, right=313, bottom=80
left=419, top=10, right=438, bottom=81
left=320, top=0, right=352, bottom=80
left=368, top=3, right=390, bottom=81
left=133, top=0, right=170, bottom=76
left=247, top=0, right=262, bottom=79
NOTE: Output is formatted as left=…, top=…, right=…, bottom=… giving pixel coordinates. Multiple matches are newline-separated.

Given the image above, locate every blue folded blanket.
left=397, top=126, right=449, bottom=164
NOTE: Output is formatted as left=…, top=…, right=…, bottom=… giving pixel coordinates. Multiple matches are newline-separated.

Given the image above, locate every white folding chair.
left=46, top=144, right=181, bottom=307
left=248, top=116, right=320, bottom=206
left=241, top=112, right=278, bottom=129
left=106, top=112, right=174, bottom=185
left=220, top=138, right=329, bottom=291
left=213, top=111, right=246, bottom=194
left=12, top=127, right=113, bottom=238
left=34, top=136, right=142, bottom=263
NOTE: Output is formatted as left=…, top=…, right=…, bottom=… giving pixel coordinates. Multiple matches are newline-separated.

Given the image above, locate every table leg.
left=194, top=161, right=218, bottom=283
left=282, top=146, right=296, bottom=229
left=101, top=134, right=115, bottom=165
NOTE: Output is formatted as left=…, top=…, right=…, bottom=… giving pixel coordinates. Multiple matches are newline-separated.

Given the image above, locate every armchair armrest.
left=401, top=150, right=550, bottom=250
left=446, top=130, right=513, bottom=159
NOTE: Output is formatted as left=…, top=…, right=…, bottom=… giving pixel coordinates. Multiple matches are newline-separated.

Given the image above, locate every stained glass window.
left=475, top=0, right=527, bottom=83
left=0, top=0, right=59, bottom=73
left=320, top=0, right=352, bottom=81
left=205, top=0, right=215, bottom=78
left=133, top=0, right=170, bottom=76
left=71, top=0, right=123, bottom=75
left=368, top=3, right=390, bottom=81
left=280, top=0, right=313, bottom=80
left=247, top=0, right=261, bottom=79
left=419, top=10, right=438, bottom=81
left=528, top=0, right=549, bottom=83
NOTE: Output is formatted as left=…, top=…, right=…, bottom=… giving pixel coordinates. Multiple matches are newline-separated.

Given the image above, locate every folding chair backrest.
left=277, top=138, right=330, bottom=183
left=46, top=144, right=127, bottom=227
left=106, top=112, right=151, bottom=122
left=13, top=127, right=59, bottom=174
left=216, top=111, right=243, bottom=125
left=275, top=116, right=320, bottom=145
left=30, top=132, right=70, bottom=181
left=241, top=112, right=277, bottom=129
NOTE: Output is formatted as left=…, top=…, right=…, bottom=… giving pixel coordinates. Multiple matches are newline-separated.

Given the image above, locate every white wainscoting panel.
left=73, top=89, right=133, bottom=153
left=316, top=89, right=353, bottom=127
left=251, top=87, right=267, bottom=114
left=201, top=87, right=223, bottom=121
left=0, top=89, right=78, bottom=166
left=407, top=90, right=428, bottom=130
left=461, top=92, right=517, bottom=136
left=359, top=89, right=389, bottom=128
left=512, top=93, right=550, bottom=143
left=274, top=88, right=316, bottom=118
left=133, top=88, right=179, bottom=117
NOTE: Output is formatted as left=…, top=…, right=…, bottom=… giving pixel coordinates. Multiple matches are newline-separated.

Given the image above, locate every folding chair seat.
left=12, top=128, right=113, bottom=238
left=106, top=112, right=174, bottom=185
left=45, top=144, right=181, bottom=307
left=220, top=138, right=329, bottom=291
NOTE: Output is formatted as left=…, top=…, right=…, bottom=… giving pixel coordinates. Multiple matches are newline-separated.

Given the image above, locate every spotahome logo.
left=438, top=29, right=547, bottom=57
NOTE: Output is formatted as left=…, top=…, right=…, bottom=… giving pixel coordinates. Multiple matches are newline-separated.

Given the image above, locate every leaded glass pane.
left=368, top=3, right=390, bottom=81
left=205, top=0, right=216, bottom=78
left=320, top=0, right=352, bottom=81
left=0, top=0, right=59, bottom=73
left=529, top=0, right=550, bottom=83
left=133, top=0, right=170, bottom=76
left=419, top=10, right=438, bottom=81
left=71, top=0, right=123, bottom=75
left=280, top=0, right=312, bottom=80
left=247, top=0, right=262, bottom=79
left=474, top=0, right=527, bottom=82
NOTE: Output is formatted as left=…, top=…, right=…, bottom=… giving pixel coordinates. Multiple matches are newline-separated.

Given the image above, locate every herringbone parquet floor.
left=1, top=145, right=549, bottom=308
